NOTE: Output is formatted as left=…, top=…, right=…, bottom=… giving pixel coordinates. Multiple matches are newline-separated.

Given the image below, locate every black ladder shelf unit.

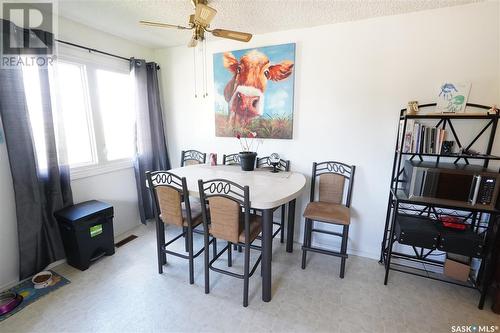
left=380, top=103, right=500, bottom=309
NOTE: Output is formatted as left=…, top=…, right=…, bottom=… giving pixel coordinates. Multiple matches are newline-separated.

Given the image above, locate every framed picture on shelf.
left=441, top=141, right=454, bottom=154
left=407, top=101, right=419, bottom=115
left=436, top=82, right=471, bottom=113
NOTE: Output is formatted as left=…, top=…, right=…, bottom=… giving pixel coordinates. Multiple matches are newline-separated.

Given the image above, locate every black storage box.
left=437, top=225, right=484, bottom=258
left=395, top=215, right=440, bottom=249
left=55, top=200, right=115, bottom=271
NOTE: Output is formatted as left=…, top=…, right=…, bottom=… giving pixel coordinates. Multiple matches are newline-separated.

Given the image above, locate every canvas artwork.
left=436, top=82, right=471, bottom=113
left=213, top=43, right=296, bottom=139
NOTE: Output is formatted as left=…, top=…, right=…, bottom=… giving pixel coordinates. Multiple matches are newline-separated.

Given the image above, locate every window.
left=96, top=69, right=135, bottom=161
left=39, top=52, right=136, bottom=178
left=54, top=61, right=95, bottom=167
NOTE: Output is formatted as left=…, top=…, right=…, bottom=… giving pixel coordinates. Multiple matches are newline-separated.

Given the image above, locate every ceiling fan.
left=139, top=0, right=253, bottom=47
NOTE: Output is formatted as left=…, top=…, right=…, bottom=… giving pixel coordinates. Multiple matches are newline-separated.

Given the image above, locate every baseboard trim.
left=0, top=278, right=20, bottom=292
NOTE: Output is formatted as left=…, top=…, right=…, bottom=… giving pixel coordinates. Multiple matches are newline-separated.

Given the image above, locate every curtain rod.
left=55, top=39, right=130, bottom=61
left=55, top=39, right=161, bottom=70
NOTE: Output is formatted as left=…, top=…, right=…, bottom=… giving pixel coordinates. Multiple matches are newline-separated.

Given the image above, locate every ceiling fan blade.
left=188, top=36, right=198, bottom=48
left=211, top=29, right=252, bottom=42
left=139, top=20, right=189, bottom=30
left=194, top=3, right=217, bottom=26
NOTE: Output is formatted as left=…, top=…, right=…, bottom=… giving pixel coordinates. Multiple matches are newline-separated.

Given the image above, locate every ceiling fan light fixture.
left=194, top=3, right=217, bottom=26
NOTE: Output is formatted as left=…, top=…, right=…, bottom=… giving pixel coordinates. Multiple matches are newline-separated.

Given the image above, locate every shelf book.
left=398, top=120, right=447, bottom=154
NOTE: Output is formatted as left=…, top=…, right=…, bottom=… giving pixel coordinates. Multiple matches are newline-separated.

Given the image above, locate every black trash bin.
left=55, top=200, right=115, bottom=271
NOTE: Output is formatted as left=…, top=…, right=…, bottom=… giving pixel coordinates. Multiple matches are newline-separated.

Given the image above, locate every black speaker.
left=395, top=215, right=440, bottom=249
left=437, top=224, right=484, bottom=258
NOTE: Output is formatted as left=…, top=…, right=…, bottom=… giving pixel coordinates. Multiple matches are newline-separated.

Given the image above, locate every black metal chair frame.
left=181, top=149, right=207, bottom=167
left=223, top=153, right=242, bottom=253
left=301, top=161, right=356, bottom=279
left=147, top=170, right=214, bottom=284
left=180, top=150, right=207, bottom=238
left=256, top=156, right=291, bottom=243
left=222, top=153, right=241, bottom=166
left=198, top=178, right=262, bottom=307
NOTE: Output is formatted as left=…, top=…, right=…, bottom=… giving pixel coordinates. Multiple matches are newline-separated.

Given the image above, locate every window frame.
left=55, top=48, right=135, bottom=180
left=52, top=58, right=99, bottom=169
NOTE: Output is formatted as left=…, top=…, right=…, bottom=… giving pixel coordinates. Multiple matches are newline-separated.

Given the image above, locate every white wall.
left=155, top=2, right=500, bottom=259
left=0, top=17, right=154, bottom=288
left=56, top=17, right=153, bottom=60
left=71, top=168, right=141, bottom=236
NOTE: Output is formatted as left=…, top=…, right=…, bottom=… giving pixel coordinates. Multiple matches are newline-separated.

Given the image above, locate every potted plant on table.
left=236, top=130, right=261, bottom=171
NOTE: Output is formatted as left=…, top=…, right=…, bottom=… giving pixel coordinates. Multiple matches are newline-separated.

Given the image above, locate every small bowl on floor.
left=0, top=292, right=23, bottom=316
left=32, top=271, right=53, bottom=289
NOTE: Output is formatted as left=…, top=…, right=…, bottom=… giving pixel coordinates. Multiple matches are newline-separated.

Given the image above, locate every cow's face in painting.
left=223, top=50, right=294, bottom=126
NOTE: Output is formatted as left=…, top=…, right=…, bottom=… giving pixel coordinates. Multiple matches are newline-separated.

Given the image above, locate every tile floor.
left=0, top=223, right=498, bottom=333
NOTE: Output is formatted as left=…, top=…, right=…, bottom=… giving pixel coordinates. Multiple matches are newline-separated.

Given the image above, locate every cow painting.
left=213, top=43, right=296, bottom=139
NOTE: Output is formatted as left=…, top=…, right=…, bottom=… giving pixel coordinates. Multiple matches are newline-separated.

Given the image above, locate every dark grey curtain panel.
left=131, top=59, right=170, bottom=224
left=0, top=19, right=73, bottom=279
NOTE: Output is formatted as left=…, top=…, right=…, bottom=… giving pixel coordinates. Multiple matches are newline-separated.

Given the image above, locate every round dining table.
left=168, top=164, right=306, bottom=302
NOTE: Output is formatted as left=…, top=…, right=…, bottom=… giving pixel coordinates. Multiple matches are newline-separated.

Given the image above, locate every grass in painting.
left=215, top=113, right=293, bottom=139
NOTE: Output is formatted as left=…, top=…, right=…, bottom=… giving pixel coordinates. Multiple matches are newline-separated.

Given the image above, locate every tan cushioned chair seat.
left=208, top=196, right=262, bottom=243
left=160, top=200, right=203, bottom=227
left=183, top=201, right=203, bottom=227
left=238, top=214, right=262, bottom=243
left=303, top=201, right=350, bottom=225
left=184, top=159, right=201, bottom=166
left=209, top=212, right=262, bottom=244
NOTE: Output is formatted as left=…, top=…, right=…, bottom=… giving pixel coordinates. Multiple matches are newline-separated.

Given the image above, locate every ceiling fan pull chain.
left=203, top=38, right=208, bottom=98
left=193, top=47, right=198, bottom=98
left=201, top=39, right=205, bottom=98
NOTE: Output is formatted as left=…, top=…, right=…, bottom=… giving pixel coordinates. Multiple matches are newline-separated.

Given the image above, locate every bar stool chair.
left=223, top=153, right=245, bottom=252
left=180, top=150, right=207, bottom=236
left=222, top=153, right=241, bottom=166
left=146, top=171, right=213, bottom=284
left=256, top=156, right=291, bottom=243
left=198, top=178, right=262, bottom=307
left=301, top=161, right=355, bottom=278
left=181, top=150, right=206, bottom=167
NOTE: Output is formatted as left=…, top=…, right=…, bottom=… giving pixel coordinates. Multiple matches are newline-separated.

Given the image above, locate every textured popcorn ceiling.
left=58, top=0, right=481, bottom=48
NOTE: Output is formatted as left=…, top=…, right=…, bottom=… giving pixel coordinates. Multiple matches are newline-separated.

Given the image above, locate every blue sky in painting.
left=213, top=43, right=296, bottom=118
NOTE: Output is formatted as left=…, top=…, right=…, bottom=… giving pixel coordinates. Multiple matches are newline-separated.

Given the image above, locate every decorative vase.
left=239, top=151, right=257, bottom=171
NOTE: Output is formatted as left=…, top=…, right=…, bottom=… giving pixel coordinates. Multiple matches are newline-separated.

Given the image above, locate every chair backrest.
left=222, top=153, right=241, bottom=166
left=310, top=161, right=355, bottom=207
left=198, top=178, right=251, bottom=244
left=256, top=156, right=290, bottom=172
left=181, top=150, right=206, bottom=167
left=146, top=171, right=193, bottom=227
